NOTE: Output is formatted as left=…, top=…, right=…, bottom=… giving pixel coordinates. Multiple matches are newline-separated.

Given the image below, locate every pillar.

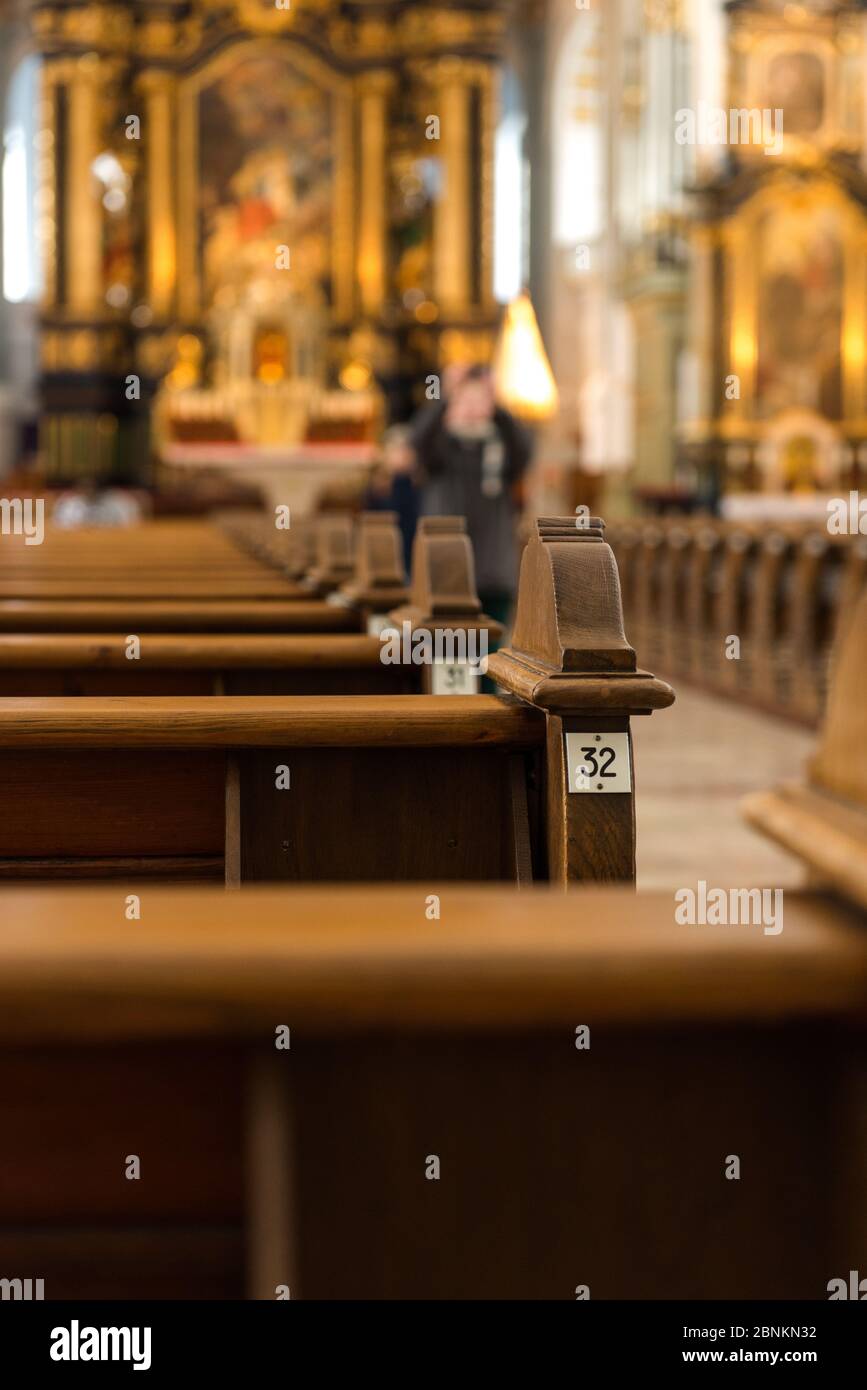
left=140, top=70, right=176, bottom=321
left=356, top=71, right=393, bottom=318
left=65, top=54, right=104, bottom=316
left=432, top=59, right=472, bottom=316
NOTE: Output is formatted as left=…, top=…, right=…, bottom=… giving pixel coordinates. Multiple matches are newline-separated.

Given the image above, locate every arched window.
left=3, top=53, right=42, bottom=305
left=551, top=12, right=604, bottom=248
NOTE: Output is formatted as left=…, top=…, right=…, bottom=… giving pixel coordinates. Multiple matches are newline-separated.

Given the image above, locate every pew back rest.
left=0, top=695, right=544, bottom=885
left=743, top=586, right=867, bottom=910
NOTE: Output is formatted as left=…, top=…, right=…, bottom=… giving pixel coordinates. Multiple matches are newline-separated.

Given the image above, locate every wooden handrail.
left=0, top=693, right=543, bottom=747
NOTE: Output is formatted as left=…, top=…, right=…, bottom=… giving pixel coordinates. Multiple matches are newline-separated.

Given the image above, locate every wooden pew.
left=743, top=527, right=797, bottom=707
left=784, top=534, right=846, bottom=723
left=336, top=511, right=408, bottom=632
left=656, top=522, right=693, bottom=676
left=712, top=524, right=760, bottom=694
left=743, top=582, right=867, bottom=911
left=303, top=512, right=357, bottom=596
left=628, top=523, right=665, bottom=670
left=0, top=518, right=493, bottom=697
left=0, top=517, right=360, bottom=633
left=684, top=522, right=725, bottom=679
left=0, top=635, right=412, bottom=697
left=608, top=516, right=867, bottom=727
left=0, top=518, right=674, bottom=886
left=0, top=520, right=310, bottom=599
left=0, top=881, right=864, bottom=1298
left=0, top=597, right=359, bottom=634
left=388, top=515, right=500, bottom=693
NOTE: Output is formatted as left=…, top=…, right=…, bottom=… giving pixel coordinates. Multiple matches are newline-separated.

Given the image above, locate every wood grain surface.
left=0, top=633, right=386, bottom=668
left=0, top=600, right=359, bottom=632
left=0, top=885, right=862, bottom=1039
left=0, top=694, right=543, bottom=746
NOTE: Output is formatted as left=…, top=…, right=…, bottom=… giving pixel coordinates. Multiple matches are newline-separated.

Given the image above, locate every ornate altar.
left=681, top=0, right=867, bottom=505
left=30, top=0, right=506, bottom=486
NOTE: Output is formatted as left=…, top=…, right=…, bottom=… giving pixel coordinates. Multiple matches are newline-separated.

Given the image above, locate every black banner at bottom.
left=0, top=1299, right=862, bottom=1377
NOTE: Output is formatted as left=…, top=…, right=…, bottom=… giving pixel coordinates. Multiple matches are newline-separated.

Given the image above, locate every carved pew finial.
left=387, top=517, right=502, bottom=694
left=489, top=517, right=675, bottom=711
left=304, top=514, right=356, bottom=595
left=389, top=517, right=489, bottom=626
left=338, top=512, right=409, bottom=623
left=488, top=517, right=675, bottom=887
left=400, top=517, right=483, bottom=620
left=283, top=518, right=317, bottom=581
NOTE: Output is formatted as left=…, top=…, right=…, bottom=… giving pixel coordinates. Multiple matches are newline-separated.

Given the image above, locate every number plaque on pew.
left=566, top=731, right=632, bottom=793
left=388, top=516, right=500, bottom=697
left=431, top=661, right=480, bottom=696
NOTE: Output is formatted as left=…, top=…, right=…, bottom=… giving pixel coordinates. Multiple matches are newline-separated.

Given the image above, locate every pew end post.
left=488, top=517, right=675, bottom=886
left=303, top=514, right=357, bottom=598
left=387, top=516, right=502, bottom=694
left=336, top=512, right=409, bottom=633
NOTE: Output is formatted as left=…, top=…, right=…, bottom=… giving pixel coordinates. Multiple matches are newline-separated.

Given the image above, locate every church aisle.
left=634, top=682, right=814, bottom=891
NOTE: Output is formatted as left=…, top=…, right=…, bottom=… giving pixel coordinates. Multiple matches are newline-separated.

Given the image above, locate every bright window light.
left=2, top=55, right=41, bottom=305
left=494, top=112, right=526, bottom=305
left=3, top=126, right=29, bottom=302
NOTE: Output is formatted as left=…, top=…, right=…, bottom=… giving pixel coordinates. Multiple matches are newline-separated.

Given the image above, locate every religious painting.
left=196, top=51, right=334, bottom=315
left=765, top=51, right=825, bottom=136
left=755, top=201, right=843, bottom=424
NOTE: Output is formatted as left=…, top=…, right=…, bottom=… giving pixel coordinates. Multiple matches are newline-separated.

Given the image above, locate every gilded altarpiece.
left=29, top=0, right=506, bottom=478
left=684, top=0, right=867, bottom=499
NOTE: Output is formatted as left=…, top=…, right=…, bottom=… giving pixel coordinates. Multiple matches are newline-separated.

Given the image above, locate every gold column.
left=478, top=65, right=497, bottom=311
left=177, top=76, right=199, bottom=321
left=66, top=54, right=105, bottom=316
left=333, top=89, right=356, bottom=323
left=356, top=71, right=393, bottom=318
left=37, top=61, right=64, bottom=310
left=842, top=208, right=867, bottom=425
left=432, top=59, right=472, bottom=316
left=689, top=224, right=716, bottom=427
left=140, top=71, right=177, bottom=320
left=724, top=218, right=757, bottom=425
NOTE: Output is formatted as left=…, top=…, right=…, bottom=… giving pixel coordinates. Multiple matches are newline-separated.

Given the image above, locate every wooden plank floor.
left=634, top=683, right=814, bottom=890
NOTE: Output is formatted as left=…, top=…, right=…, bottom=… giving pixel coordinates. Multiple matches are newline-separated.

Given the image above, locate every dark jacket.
left=410, top=402, right=531, bottom=596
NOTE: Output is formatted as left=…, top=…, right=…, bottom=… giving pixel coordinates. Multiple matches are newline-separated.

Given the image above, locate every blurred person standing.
left=362, top=424, right=420, bottom=574
left=409, top=365, right=531, bottom=626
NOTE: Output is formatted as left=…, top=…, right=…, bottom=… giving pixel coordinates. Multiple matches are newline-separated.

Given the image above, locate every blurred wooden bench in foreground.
left=0, top=882, right=864, bottom=1300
